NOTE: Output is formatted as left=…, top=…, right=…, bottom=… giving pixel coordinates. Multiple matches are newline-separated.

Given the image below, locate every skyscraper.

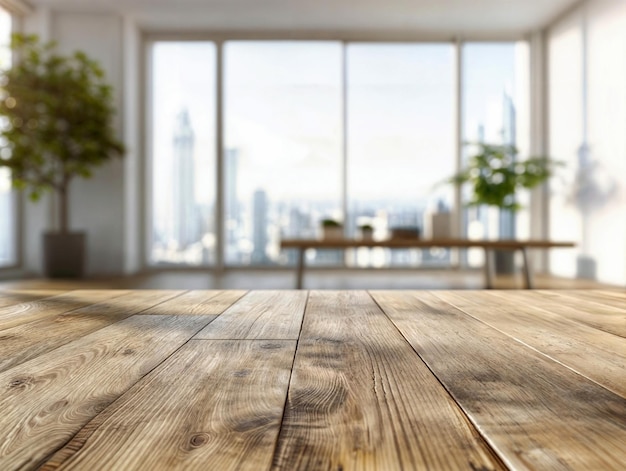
left=224, top=148, right=241, bottom=264
left=225, top=148, right=240, bottom=227
left=251, top=189, right=269, bottom=264
left=171, top=108, right=199, bottom=249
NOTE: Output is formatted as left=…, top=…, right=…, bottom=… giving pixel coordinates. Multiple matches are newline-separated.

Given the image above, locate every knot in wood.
left=189, top=432, right=210, bottom=448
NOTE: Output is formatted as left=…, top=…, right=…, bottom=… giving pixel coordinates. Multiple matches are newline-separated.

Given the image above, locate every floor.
left=1, top=289, right=625, bottom=470
left=0, top=268, right=615, bottom=291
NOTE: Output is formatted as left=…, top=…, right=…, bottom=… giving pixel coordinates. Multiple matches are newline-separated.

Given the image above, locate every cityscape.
left=149, top=43, right=520, bottom=269
left=151, top=81, right=516, bottom=268
left=151, top=109, right=451, bottom=267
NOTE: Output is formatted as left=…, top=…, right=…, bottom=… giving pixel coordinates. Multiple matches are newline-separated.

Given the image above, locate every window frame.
left=141, top=33, right=530, bottom=271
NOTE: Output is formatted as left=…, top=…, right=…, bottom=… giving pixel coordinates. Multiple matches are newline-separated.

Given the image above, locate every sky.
left=151, top=39, right=522, bottom=218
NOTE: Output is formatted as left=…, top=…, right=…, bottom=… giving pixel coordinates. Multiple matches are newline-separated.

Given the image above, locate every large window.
left=346, top=43, right=454, bottom=267
left=146, top=39, right=529, bottom=269
left=0, top=7, right=15, bottom=268
left=148, top=42, right=217, bottom=265
left=224, top=41, right=343, bottom=266
left=462, top=42, right=529, bottom=267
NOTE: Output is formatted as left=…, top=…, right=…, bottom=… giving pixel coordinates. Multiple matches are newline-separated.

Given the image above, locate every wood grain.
left=0, top=290, right=131, bottom=332
left=482, top=289, right=626, bottom=339
left=372, top=290, right=626, bottom=470
left=0, top=314, right=213, bottom=470
left=554, top=289, right=626, bottom=310
left=272, top=290, right=504, bottom=471
left=195, top=290, right=307, bottom=340
left=42, top=340, right=296, bottom=471
left=435, top=290, right=626, bottom=399
left=2, top=289, right=625, bottom=470
left=139, top=290, right=247, bottom=315
left=594, top=289, right=626, bottom=299
left=0, top=290, right=67, bottom=309
left=0, top=290, right=184, bottom=373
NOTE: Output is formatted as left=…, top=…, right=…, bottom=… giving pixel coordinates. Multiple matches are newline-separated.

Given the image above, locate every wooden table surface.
left=0, top=289, right=625, bottom=470
left=280, top=237, right=576, bottom=249
left=279, top=238, right=576, bottom=289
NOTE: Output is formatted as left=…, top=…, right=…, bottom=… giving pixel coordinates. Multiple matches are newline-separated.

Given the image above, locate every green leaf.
left=446, top=142, right=561, bottom=212
left=0, top=33, right=126, bottom=225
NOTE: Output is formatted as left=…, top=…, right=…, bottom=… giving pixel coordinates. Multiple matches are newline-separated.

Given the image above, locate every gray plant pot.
left=43, top=232, right=86, bottom=278
left=576, top=254, right=597, bottom=280
left=494, top=249, right=516, bottom=275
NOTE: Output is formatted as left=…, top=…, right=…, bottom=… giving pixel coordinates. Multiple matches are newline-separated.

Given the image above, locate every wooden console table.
left=280, top=238, right=575, bottom=289
left=1, top=289, right=624, bottom=469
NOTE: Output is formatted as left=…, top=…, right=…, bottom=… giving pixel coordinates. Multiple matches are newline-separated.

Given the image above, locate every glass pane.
left=346, top=43, right=454, bottom=267
left=224, top=41, right=342, bottom=266
left=0, top=7, right=14, bottom=268
left=149, top=42, right=216, bottom=266
left=462, top=42, right=529, bottom=267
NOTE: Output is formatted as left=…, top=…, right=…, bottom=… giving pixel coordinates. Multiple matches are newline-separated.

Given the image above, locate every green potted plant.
left=450, top=143, right=558, bottom=272
left=321, top=218, right=343, bottom=240
left=0, top=34, right=125, bottom=277
left=451, top=143, right=555, bottom=210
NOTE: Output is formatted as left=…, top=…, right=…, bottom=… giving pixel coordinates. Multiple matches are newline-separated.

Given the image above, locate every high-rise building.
left=224, top=148, right=241, bottom=264
left=225, top=148, right=240, bottom=227
left=171, top=108, right=199, bottom=249
left=251, top=189, right=269, bottom=264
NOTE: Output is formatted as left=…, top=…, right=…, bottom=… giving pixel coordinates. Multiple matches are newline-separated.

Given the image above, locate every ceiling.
left=27, top=0, right=581, bottom=36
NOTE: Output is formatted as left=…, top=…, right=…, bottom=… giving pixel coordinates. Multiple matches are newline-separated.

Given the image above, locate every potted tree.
left=450, top=143, right=558, bottom=273
left=0, top=34, right=124, bottom=277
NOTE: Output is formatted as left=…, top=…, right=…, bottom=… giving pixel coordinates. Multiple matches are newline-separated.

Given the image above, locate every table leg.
left=296, top=248, right=305, bottom=290
left=483, top=248, right=494, bottom=289
left=521, top=247, right=534, bottom=289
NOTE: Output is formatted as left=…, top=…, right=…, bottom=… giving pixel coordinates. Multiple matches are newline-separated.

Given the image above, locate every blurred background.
left=0, top=0, right=624, bottom=289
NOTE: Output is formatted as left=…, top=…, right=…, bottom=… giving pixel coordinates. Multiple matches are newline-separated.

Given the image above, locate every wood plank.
left=593, top=289, right=626, bottom=300
left=42, top=340, right=296, bottom=471
left=0, top=290, right=131, bottom=332
left=435, top=290, right=626, bottom=399
left=195, top=290, right=307, bottom=340
left=0, top=314, right=213, bottom=470
left=0, top=290, right=185, bottom=373
left=554, top=289, right=626, bottom=310
left=0, top=290, right=67, bottom=309
left=273, top=290, right=504, bottom=471
left=372, top=290, right=626, bottom=470
left=139, top=290, right=247, bottom=315
left=482, top=289, right=626, bottom=339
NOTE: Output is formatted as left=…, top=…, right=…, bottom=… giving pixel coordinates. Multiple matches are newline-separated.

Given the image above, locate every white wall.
left=586, top=0, right=626, bottom=284
left=20, top=7, right=54, bottom=276
left=547, top=0, right=626, bottom=285
left=20, top=8, right=142, bottom=276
